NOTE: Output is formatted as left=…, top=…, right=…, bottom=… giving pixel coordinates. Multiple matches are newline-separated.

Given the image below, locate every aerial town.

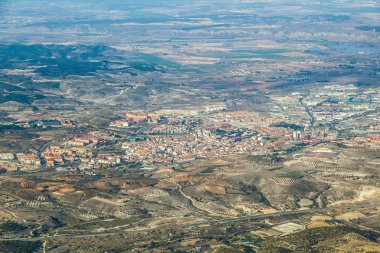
left=1, top=83, right=379, bottom=252
left=0, top=0, right=379, bottom=252
left=1, top=84, right=378, bottom=172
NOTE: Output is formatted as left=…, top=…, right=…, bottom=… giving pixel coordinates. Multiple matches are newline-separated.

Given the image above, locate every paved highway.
left=0, top=204, right=368, bottom=242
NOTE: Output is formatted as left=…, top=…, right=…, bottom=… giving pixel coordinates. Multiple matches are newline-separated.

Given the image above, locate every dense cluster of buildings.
left=0, top=131, right=122, bottom=171
left=304, top=85, right=379, bottom=124
left=109, top=112, right=168, bottom=129
left=0, top=85, right=378, bottom=171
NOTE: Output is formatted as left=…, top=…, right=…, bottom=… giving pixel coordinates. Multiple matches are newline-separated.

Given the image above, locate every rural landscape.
left=0, top=0, right=379, bottom=252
